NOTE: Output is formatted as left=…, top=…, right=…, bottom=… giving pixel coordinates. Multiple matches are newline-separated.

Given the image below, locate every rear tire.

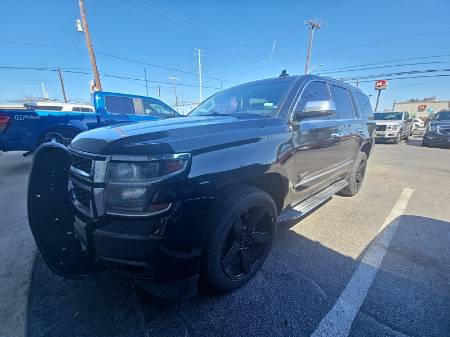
left=339, top=152, right=367, bottom=197
left=203, top=186, right=277, bottom=292
left=41, top=132, right=64, bottom=145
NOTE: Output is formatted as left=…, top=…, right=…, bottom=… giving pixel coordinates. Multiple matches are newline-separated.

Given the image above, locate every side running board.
left=278, top=179, right=348, bottom=223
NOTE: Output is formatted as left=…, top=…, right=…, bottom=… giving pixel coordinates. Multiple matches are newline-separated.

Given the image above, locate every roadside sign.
left=374, top=79, right=388, bottom=90
left=417, top=104, right=427, bottom=112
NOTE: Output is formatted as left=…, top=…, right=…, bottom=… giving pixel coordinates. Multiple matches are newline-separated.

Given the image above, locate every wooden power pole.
left=79, top=0, right=102, bottom=91
left=57, top=68, right=68, bottom=102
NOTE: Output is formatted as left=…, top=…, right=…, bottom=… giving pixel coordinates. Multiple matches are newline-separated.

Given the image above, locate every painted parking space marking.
left=311, top=187, right=414, bottom=337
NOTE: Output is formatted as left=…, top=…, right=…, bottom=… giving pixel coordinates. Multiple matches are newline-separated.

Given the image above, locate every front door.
left=27, top=143, right=100, bottom=278
left=290, top=81, right=345, bottom=205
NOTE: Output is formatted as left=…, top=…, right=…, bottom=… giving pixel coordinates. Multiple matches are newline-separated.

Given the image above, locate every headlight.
left=427, top=124, right=437, bottom=132
left=104, top=153, right=190, bottom=216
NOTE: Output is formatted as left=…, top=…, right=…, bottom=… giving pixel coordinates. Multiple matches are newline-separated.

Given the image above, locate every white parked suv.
left=374, top=111, right=413, bottom=143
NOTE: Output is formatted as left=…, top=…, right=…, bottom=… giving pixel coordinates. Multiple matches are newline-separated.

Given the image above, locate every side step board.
left=278, top=179, right=348, bottom=224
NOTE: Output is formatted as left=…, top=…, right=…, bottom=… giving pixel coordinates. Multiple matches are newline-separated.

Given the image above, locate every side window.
left=330, top=85, right=355, bottom=119
left=354, top=91, right=373, bottom=120
left=295, top=81, right=332, bottom=118
left=142, top=99, right=176, bottom=119
left=105, top=96, right=135, bottom=115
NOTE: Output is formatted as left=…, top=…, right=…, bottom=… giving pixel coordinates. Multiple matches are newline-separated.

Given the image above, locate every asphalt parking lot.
left=1, top=136, right=449, bottom=337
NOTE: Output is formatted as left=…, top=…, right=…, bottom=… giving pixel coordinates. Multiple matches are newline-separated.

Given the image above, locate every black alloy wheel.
left=221, top=205, right=273, bottom=279
left=204, top=186, right=277, bottom=292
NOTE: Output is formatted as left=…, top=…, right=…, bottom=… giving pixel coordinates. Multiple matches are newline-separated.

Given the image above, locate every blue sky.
left=1, top=0, right=449, bottom=111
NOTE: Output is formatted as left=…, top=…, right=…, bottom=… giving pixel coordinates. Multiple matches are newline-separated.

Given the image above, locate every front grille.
left=73, top=184, right=92, bottom=209
left=71, top=152, right=93, bottom=177
left=438, top=126, right=450, bottom=135
left=376, top=125, right=387, bottom=131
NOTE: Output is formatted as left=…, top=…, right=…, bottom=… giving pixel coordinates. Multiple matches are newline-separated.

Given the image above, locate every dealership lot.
left=0, top=137, right=449, bottom=337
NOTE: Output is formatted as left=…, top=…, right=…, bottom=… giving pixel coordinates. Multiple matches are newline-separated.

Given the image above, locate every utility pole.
left=169, top=76, right=179, bottom=111
left=356, top=80, right=359, bottom=88
left=375, top=89, right=382, bottom=112
left=144, top=67, right=149, bottom=96
left=392, top=99, right=397, bottom=111
left=196, top=49, right=203, bottom=102
left=78, top=0, right=102, bottom=91
left=157, top=86, right=161, bottom=98
left=304, top=19, right=322, bottom=75
left=57, top=68, right=68, bottom=102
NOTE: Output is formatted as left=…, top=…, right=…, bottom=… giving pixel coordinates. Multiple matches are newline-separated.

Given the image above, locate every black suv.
left=422, top=109, right=450, bottom=148
left=28, top=75, right=375, bottom=299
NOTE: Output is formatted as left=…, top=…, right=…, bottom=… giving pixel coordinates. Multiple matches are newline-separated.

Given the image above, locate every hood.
left=71, top=115, right=274, bottom=155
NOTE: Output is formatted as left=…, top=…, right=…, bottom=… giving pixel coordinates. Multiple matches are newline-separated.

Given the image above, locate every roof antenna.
left=279, top=69, right=289, bottom=78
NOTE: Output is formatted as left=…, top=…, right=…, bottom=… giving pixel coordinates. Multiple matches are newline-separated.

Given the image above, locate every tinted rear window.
left=330, top=84, right=355, bottom=119
left=354, top=91, right=373, bottom=120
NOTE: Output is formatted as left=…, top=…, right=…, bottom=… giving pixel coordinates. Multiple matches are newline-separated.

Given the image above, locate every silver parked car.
left=374, top=111, right=413, bottom=143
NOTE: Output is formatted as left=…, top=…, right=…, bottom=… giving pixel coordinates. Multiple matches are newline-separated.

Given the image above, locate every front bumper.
left=375, top=130, right=399, bottom=140
left=423, top=134, right=450, bottom=147
left=73, top=198, right=207, bottom=299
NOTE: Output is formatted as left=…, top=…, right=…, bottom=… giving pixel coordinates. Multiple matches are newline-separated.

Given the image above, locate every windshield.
left=189, top=79, right=295, bottom=118
left=435, top=111, right=450, bottom=121
left=374, top=112, right=403, bottom=120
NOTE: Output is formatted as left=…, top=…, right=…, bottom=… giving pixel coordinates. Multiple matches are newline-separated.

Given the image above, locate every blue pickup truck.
left=0, top=91, right=178, bottom=154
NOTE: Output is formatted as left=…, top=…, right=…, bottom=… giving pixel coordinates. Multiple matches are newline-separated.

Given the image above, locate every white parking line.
left=311, top=188, right=414, bottom=337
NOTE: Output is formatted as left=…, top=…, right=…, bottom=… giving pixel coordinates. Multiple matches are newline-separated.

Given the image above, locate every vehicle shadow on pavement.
left=26, top=215, right=450, bottom=337
left=405, top=138, right=424, bottom=147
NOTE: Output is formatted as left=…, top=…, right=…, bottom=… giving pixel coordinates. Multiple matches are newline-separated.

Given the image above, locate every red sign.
left=374, top=79, right=388, bottom=90
left=417, top=104, right=427, bottom=112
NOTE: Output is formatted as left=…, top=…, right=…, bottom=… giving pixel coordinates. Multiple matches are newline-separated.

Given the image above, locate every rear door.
left=27, top=143, right=100, bottom=278
left=329, top=84, right=360, bottom=166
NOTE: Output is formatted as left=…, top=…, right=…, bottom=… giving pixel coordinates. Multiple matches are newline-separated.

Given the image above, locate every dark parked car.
left=422, top=110, right=450, bottom=148
left=27, top=74, right=375, bottom=299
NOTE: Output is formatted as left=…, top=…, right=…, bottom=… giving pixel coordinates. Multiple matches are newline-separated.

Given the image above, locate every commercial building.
left=393, top=98, right=450, bottom=118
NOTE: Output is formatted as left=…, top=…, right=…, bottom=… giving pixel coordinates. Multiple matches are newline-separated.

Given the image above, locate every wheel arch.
left=242, top=172, right=288, bottom=215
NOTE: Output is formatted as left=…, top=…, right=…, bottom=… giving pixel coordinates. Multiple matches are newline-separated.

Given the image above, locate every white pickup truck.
left=374, top=111, right=413, bottom=143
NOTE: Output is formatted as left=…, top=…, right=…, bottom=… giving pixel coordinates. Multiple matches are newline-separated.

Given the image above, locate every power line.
left=319, top=54, right=450, bottom=73
left=341, top=68, right=450, bottom=81
left=0, top=39, right=233, bottom=84
left=320, top=60, right=450, bottom=75
left=348, top=73, right=450, bottom=84
left=0, top=66, right=223, bottom=90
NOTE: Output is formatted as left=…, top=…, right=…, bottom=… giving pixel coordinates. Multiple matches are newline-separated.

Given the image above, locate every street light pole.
left=304, top=19, right=322, bottom=75
left=144, top=67, right=149, bottom=96
left=78, top=0, right=102, bottom=91
left=196, top=49, right=203, bottom=103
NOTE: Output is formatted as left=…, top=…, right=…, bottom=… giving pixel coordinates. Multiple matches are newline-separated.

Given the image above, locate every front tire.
left=339, top=152, right=367, bottom=197
left=394, top=131, right=401, bottom=144
left=203, top=186, right=277, bottom=292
